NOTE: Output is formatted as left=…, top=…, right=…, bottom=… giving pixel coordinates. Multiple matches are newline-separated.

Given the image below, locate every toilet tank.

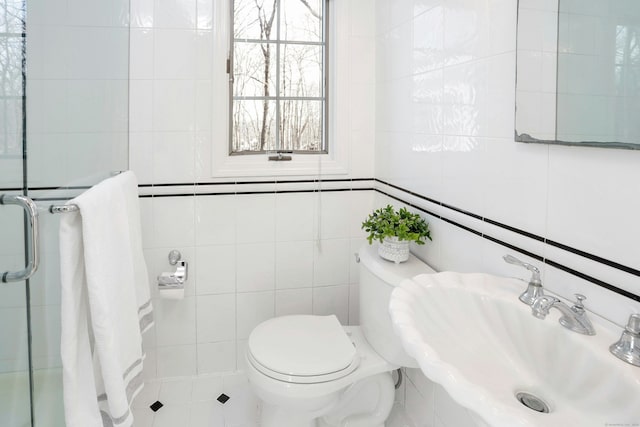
left=358, top=244, right=435, bottom=368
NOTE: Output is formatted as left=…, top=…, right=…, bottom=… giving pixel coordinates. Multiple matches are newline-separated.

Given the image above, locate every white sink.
left=389, top=272, right=640, bottom=427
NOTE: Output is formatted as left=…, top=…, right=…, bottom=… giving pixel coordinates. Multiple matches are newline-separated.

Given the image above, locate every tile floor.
left=132, top=373, right=260, bottom=427
left=132, top=372, right=415, bottom=427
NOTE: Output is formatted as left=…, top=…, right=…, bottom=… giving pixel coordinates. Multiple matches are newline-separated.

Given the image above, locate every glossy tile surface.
left=132, top=373, right=259, bottom=427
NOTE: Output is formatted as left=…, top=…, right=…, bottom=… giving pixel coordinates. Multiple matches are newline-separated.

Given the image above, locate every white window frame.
left=211, top=0, right=350, bottom=178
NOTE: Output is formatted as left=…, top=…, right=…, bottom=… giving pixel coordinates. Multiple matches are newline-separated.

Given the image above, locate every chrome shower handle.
left=0, top=194, right=40, bottom=283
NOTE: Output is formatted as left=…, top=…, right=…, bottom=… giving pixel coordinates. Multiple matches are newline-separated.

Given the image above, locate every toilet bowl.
left=245, top=244, right=435, bottom=427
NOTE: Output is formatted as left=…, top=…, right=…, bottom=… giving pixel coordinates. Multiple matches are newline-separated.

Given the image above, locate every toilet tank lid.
left=359, top=243, right=436, bottom=286
left=248, top=315, right=356, bottom=377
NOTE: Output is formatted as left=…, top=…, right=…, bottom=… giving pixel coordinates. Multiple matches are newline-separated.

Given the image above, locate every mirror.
left=516, top=0, right=640, bottom=150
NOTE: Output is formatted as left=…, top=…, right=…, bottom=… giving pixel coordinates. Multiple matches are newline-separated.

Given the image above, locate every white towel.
left=60, top=171, right=153, bottom=427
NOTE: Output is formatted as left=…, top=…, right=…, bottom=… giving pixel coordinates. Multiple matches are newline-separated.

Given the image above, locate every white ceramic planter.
left=378, top=237, right=409, bottom=263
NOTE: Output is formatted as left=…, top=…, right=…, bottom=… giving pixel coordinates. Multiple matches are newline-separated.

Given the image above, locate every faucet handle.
left=573, top=294, right=587, bottom=310
left=625, top=314, right=640, bottom=335
left=503, top=254, right=543, bottom=305
left=503, top=255, right=542, bottom=285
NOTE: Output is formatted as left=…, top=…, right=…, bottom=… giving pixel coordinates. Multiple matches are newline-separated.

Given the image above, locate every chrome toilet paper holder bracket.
left=158, top=250, right=188, bottom=288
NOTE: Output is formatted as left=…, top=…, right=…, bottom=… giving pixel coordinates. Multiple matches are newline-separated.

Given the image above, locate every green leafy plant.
left=361, top=205, right=432, bottom=245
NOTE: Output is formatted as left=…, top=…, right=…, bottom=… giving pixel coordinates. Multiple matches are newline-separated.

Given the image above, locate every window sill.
left=211, top=152, right=349, bottom=178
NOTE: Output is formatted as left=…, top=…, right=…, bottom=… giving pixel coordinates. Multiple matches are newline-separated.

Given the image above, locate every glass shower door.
left=23, top=0, right=130, bottom=425
left=1, top=0, right=131, bottom=424
left=0, top=0, right=32, bottom=425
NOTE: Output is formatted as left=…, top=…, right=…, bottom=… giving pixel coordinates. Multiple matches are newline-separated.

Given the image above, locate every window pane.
left=0, top=0, right=25, bottom=34
left=234, top=42, right=276, bottom=97
left=230, top=0, right=326, bottom=154
left=234, top=0, right=278, bottom=41
left=280, top=43, right=322, bottom=98
left=232, top=100, right=277, bottom=152
left=279, top=100, right=323, bottom=151
left=281, top=0, right=322, bottom=42
left=0, top=38, right=23, bottom=97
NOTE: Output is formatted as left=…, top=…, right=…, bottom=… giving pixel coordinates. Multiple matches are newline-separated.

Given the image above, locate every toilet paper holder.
left=158, top=250, right=188, bottom=288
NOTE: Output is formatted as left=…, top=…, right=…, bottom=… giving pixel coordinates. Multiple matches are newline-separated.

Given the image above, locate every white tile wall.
left=375, top=0, right=640, bottom=424
left=141, top=190, right=373, bottom=378
left=129, top=0, right=377, bottom=380
left=129, top=0, right=376, bottom=185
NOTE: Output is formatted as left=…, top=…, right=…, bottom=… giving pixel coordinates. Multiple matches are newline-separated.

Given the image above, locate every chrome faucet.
left=503, top=255, right=544, bottom=305
left=610, top=314, right=640, bottom=367
left=531, top=294, right=596, bottom=335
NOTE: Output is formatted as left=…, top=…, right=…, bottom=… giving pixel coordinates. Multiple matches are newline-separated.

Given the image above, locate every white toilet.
left=245, top=244, right=435, bottom=427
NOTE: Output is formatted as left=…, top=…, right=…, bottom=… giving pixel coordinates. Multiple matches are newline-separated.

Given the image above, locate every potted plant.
left=361, top=205, right=432, bottom=263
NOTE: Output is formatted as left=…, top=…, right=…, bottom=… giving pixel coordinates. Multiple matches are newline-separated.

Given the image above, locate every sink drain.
left=516, top=392, right=550, bottom=413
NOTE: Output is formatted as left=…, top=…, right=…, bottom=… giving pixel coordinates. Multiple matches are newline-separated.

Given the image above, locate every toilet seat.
left=247, top=315, right=360, bottom=384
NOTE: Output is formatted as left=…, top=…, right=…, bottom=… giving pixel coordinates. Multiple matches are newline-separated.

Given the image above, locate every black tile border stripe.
left=374, top=179, right=640, bottom=278
left=374, top=185, right=640, bottom=303
left=545, top=259, right=640, bottom=302
left=25, top=178, right=640, bottom=301
left=137, top=178, right=373, bottom=189
left=138, top=187, right=374, bottom=198
left=546, top=239, right=640, bottom=277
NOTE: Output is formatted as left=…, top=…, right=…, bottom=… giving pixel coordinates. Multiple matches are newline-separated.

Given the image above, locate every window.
left=230, top=0, right=328, bottom=155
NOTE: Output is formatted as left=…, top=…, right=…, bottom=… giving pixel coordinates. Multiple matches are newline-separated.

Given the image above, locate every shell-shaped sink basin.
left=389, top=272, right=640, bottom=427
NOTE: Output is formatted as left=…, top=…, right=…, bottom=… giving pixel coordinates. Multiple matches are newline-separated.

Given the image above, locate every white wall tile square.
left=195, top=195, right=237, bottom=246
left=195, top=245, right=236, bottom=295
left=129, top=80, right=153, bottom=132
left=157, top=344, right=197, bottom=377
left=312, top=285, right=349, bottom=325
left=275, top=241, right=313, bottom=289
left=129, top=132, right=153, bottom=184
left=152, top=80, right=196, bottom=132
left=195, top=80, right=213, bottom=131
left=154, top=297, right=196, bottom=346
left=130, top=29, right=154, bottom=80
left=152, top=132, right=196, bottom=183
left=275, top=192, right=315, bottom=242
left=153, top=0, right=196, bottom=29
left=151, top=197, right=195, bottom=248
left=196, top=0, right=213, bottom=30
left=130, top=0, right=154, bottom=28
left=275, top=288, right=313, bottom=317
left=235, top=194, right=276, bottom=244
left=153, top=29, right=197, bottom=80
left=236, top=292, right=275, bottom=340
left=348, top=284, right=360, bottom=326
left=348, top=191, right=374, bottom=237
left=195, top=31, right=213, bottom=79
left=196, top=341, right=236, bottom=374
left=316, top=191, right=351, bottom=239
left=236, top=243, right=275, bottom=293
left=313, top=239, right=351, bottom=286
left=196, top=294, right=236, bottom=343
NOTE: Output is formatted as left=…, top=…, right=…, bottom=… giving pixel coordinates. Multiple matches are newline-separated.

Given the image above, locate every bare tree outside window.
left=230, top=0, right=326, bottom=154
left=0, top=0, right=25, bottom=159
